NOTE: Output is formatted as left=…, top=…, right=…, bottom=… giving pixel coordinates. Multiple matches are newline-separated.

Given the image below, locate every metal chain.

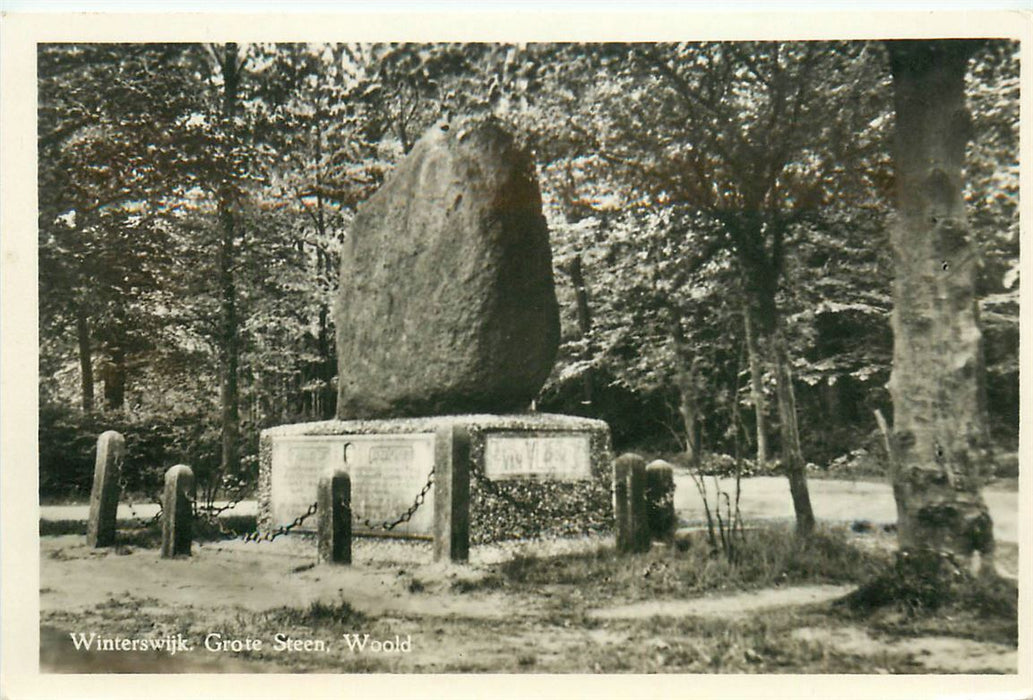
left=190, top=464, right=434, bottom=542
left=190, top=497, right=319, bottom=544
left=117, top=466, right=163, bottom=527
left=198, top=476, right=253, bottom=520
left=361, top=466, right=434, bottom=531
left=194, top=479, right=250, bottom=522
left=241, top=501, right=319, bottom=542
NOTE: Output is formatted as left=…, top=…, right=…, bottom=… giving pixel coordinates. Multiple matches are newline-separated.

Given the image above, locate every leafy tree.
left=38, top=44, right=204, bottom=411
left=534, top=42, right=894, bottom=534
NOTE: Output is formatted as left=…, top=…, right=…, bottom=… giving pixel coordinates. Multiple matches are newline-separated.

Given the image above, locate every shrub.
left=38, top=400, right=232, bottom=503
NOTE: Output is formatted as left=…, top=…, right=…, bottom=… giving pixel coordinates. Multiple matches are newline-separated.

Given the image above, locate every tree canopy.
left=38, top=41, right=1019, bottom=511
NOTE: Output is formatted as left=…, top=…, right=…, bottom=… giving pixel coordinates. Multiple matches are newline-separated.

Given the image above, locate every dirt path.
left=41, top=535, right=555, bottom=620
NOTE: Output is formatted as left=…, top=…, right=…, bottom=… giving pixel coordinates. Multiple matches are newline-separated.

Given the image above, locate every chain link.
left=361, top=467, right=434, bottom=531
left=118, top=466, right=163, bottom=527
left=191, top=500, right=319, bottom=543
left=190, top=464, right=435, bottom=543
left=242, top=501, right=319, bottom=542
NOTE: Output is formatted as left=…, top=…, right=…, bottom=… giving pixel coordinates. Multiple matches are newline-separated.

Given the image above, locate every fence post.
left=646, top=459, right=677, bottom=542
left=628, top=456, right=650, bottom=552
left=317, top=469, right=351, bottom=565
left=433, top=425, right=471, bottom=563
left=86, top=431, right=125, bottom=548
left=161, top=465, right=194, bottom=558
left=615, top=453, right=649, bottom=553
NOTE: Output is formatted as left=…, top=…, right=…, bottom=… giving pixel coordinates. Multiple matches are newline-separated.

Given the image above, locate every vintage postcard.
left=1, top=4, right=1029, bottom=700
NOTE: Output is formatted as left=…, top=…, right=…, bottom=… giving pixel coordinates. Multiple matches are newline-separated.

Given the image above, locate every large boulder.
left=335, top=119, right=560, bottom=418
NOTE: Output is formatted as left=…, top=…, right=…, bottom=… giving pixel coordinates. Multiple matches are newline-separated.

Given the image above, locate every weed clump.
left=837, top=549, right=1018, bottom=646
left=263, top=599, right=367, bottom=629
left=493, top=525, right=887, bottom=599
left=842, top=549, right=1016, bottom=616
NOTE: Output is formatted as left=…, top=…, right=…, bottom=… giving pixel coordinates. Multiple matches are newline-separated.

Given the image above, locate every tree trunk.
left=318, top=303, right=335, bottom=419
left=742, top=306, right=768, bottom=468
left=102, top=344, right=126, bottom=411
left=885, top=40, right=994, bottom=573
left=312, top=132, right=336, bottom=420
left=568, top=254, right=594, bottom=407
left=676, top=370, right=700, bottom=466
left=772, top=328, right=815, bottom=535
left=217, top=43, right=241, bottom=476
left=76, top=304, right=94, bottom=412
left=668, top=311, right=700, bottom=466
left=737, top=215, right=815, bottom=536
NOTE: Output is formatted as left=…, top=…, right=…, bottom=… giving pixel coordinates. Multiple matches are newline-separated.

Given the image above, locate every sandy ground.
left=39, top=529, right=1019, bottom=674
left=790, top=626, right=1019, bottom=674
left=37, top=476, right=1021, bottom=674
left=588, top=585, right=855, bottom=620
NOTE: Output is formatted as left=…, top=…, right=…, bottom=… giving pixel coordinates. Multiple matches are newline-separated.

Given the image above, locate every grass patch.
left=39, top=520, right=87, bottom=536
left=479, top=525, right=887, bottom=600
left=261, top=598, right=368, bottom=630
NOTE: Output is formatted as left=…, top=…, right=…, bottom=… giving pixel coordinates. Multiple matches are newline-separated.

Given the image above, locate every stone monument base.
left=259, top=413, right=612, bottom=546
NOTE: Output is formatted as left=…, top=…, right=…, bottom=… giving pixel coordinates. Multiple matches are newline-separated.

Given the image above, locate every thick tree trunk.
left=742, top=306, right=768, bottom=468
left=217, top=43, right=241, bottom=476
left=886, top=40, right=994, bottom=573
left=76, top=304, right=94, bottom=412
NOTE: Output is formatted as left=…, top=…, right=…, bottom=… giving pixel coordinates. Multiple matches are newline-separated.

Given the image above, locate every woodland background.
left=37, top=42, right=1019, bottom=503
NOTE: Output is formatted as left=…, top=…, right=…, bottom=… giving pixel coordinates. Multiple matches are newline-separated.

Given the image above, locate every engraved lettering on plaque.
left=270, top=434, right=435, bottom=536
left=270, top=443, right=332, bottom=526
left=484, top=434, right=592, bottom=480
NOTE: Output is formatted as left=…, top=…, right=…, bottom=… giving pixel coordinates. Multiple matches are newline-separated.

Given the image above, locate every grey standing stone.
left=627, top=456, right=650, bottom=553
left=433, top=425, right=471, bottom=563
left=161, top=465, right=194, bottom=558
left=645, top=459, right=676, bottom=542
left=317, top=470, right=351, bottom=565
left=86, top=431, right=125, bottom=548
left=336, top=118, right=560, bottom=418
left=614, top=453, right=649, bottom=553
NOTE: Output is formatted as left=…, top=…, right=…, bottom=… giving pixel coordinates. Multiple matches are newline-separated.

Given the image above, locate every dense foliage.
left=38, top=41, right=1018, bottom=501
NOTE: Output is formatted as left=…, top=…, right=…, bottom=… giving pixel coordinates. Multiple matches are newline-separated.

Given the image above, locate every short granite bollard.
left=317, top=470, right=351, bottom=565
left=433, top=425, right=471, bottom=563
left=614, top=453, right=650, bottom=553
left=161, top=465, right=194, bottom=558
left=86, top=431, right=126, bottom=548
left=645, top=459, right=676, bottom=542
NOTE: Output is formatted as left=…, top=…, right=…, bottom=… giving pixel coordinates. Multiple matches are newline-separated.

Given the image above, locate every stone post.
left=433, top=425, right=471, bottom=563
left=614, top=453, right=649, bottom=553
left=317, top=469, right=351, bottom=565
left=646, top=459, right=677, bottom=542
left=161, top=465, right=194, bottom=558
left=86, top=431, right=125, bottom=548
